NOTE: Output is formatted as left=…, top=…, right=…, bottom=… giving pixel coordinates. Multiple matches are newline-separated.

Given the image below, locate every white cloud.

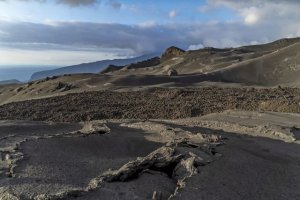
left=207, top=0, right=300, bottom=26
left=0, top=30, right=8, bottom=37
left=1, top=18, right=300, bottom=58
left=0, top=0, right=99, bottom=6
left=169, top=10, right=177, bottom=19
left=188, top=44, right=204, bottom=50
left=0, top=48, right=125, bottom=66
left=139, top=20, right=156, bottom=28
left=2, top=0, right=300, bottom=65
left=0, top=0, right=124, bottom=8
left=244, top=12, right=259, bottom=25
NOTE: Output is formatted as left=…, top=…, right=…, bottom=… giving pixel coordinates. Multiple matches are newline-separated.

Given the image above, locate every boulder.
left=167, top=69, right=178, bottom=76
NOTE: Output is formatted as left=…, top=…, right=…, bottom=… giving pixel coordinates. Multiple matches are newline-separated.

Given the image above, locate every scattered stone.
left=0, top=190, right=19, bottom=200
left=152, top=190, right=162, bottom=200
left=167, top=68, right=178, bottom=76
left=54, top=82, right=76, bottom=92
left=79, top=121, right=110, bottom=134
left=1, top=87, right=299, bottom=122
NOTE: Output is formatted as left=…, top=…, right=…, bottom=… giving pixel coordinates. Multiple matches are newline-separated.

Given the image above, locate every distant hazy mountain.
left=30, top=54, right=159, bottom=81
left=0, top=66, right=57, bottom=82
left=0, top=79, right=22, bottom=85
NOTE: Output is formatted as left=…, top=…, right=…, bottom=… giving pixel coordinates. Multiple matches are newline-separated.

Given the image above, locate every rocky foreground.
left=0, top=120, right=222, bottom=199
left=0, top=87, right=299, bottom=122
left=0, top=87, right=300, bottom=199
left=0, top=110, right=300, bottom=199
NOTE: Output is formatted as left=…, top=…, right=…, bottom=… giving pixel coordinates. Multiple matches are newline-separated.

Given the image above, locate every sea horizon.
left=0, top=65, right=59, bottom=82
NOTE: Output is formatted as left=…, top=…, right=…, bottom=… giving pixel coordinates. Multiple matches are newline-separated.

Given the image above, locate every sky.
left=1, top=0, right=300, bottom=66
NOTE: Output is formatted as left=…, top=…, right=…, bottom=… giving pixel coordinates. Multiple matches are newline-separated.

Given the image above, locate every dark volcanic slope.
left=0, top=87, right=299, bottom=122
left=215, top=42, right=300, bottom=86
left=171, top=124, right=300, bottom=200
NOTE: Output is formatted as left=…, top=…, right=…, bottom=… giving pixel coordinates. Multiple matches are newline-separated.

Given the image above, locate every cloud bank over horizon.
left=0, top=0, right=99, bottom=6
left=1, top=0, right=300, bottom=65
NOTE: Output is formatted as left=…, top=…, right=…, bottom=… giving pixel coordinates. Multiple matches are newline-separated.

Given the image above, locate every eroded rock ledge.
left=34, top=139, right=222, bottom=200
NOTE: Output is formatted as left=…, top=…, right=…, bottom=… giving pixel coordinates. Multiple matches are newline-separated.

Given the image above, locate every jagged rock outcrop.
left=161, top=46, right=185, bottom=61
left=53, top=82, right=76, bottom=92
left=100, top=57, right=161, bottom=74
left=124, top=57, right=160, bottom=70
left=99, top=64, right=123, bottom=74
left=88, top=146, right=182, bottom=189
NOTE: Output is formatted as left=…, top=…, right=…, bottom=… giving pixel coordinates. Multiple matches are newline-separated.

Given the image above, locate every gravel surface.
left=0, top=87, right=299, bottom=122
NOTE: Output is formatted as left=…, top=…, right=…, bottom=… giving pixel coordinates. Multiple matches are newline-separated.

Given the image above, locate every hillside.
left=2, top=37, right=300, bottom=105
left=103, top=37, right=300, bottom=86
left=214, top=42, right=300, bottom=86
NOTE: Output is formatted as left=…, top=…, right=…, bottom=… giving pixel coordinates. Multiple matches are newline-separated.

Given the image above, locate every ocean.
left=0, top=66, right=58, bottom=82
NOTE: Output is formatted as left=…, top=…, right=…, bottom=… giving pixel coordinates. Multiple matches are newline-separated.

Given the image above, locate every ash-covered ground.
left=0, top=110, right=300, bottom=199
left=0, top=87, right=299, bottom=122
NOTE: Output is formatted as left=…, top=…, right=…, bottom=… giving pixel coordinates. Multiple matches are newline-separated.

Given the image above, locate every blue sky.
left=1, top=0, right=300, bottom=66
left=0, top=0, right=236, bottom=24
